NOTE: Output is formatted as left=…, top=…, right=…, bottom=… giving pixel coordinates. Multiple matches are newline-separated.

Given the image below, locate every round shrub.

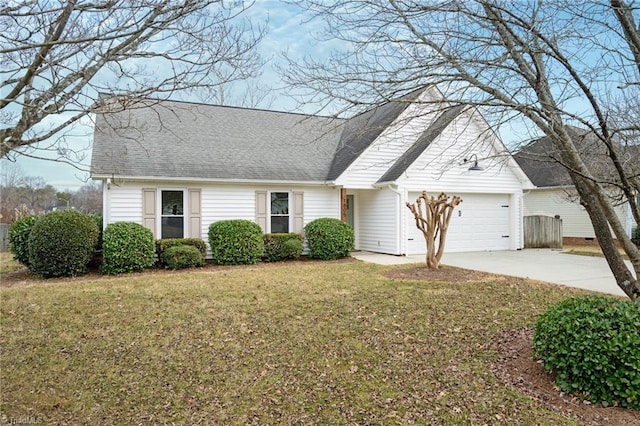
left=282, top=238, right=304, bottom=260
left=27, top=210, right=99, bottom=278
left=304, top=218, right=354, bottom=260
left=161, top=245, right=205, bottom=270
left=156, top=238, right=207, bottom=261
left=9, top=215, right=38, bottom=267
left=533, top=296, right=640, bottom=409
left=101, top=222, right=155, bottom=274
left=208, top=220, right=263, bottom=265
left=263, top=233, right=303, bottom=262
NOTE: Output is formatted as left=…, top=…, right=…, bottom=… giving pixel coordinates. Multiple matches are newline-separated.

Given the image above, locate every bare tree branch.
left=283, top=0, right=640, bottom=301
left=1, top=0, right=265, bottom=161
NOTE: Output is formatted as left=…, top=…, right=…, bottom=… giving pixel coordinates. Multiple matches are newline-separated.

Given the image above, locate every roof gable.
left=376, top=105, right=466, bottom=184
left=326, top=88, right=426, bottom=181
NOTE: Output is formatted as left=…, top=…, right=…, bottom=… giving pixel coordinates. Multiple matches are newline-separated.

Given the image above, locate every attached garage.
left=406, top=192, right=513, bottom=254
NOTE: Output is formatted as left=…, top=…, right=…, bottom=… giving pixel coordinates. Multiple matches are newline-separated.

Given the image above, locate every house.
left=514, top=128, right=637, bottom=242
left=90, top=87, right=533, bottom=256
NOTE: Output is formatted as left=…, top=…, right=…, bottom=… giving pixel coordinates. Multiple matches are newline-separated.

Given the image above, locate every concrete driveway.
left=353, top=249, right=632, bottom=297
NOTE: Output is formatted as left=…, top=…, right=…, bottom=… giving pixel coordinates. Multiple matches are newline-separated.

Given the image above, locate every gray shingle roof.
left=513, top=126, right=640, bottom=187
left=91, top=99, right=345, bottom=182
left=326, top=87, right=426, bottom=181
left=513, top=134, right=572, bottom=187
left=376, top=105, right=466, bottom=184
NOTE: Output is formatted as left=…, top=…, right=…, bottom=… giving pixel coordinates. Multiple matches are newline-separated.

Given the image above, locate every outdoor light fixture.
left=464, top=154, right=483, bottom=171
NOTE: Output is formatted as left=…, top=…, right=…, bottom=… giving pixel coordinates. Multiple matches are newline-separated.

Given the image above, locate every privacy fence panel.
left=0, top=223, right=10, bottom=252
left=524, top=215, right=563, bottom=249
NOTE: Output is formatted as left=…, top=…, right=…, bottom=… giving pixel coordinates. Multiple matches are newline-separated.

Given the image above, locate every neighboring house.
left=91, top=87, right=533, bottom=256
left=514, top=129, right=637, bottom=241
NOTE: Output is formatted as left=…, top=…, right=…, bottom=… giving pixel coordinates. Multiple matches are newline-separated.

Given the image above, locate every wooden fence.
left=0, top=223, right=9, bottom=252
left=524, top=215, right=563, bottom=249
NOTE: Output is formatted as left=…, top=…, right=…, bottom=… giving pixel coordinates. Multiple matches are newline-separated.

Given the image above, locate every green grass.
left=1, top=260, right=591, bottom=425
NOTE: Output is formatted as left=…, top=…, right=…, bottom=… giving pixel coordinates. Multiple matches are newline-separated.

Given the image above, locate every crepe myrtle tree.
left=282, top=0, right=640, bottom=302
left=406, top=191, right=462, bottom=269
left=0, top=0, right=264, bottom=166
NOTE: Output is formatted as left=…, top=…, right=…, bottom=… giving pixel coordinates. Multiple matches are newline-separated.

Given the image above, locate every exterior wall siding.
left=104, top=181, right=340, bottom=243
left=396, top=111, right=526, bottom=252
left=523, top=188, right=629, bottom=239
left=334, top=90, right=444, bottom=188
left=356, top=188, right=400, bottom=254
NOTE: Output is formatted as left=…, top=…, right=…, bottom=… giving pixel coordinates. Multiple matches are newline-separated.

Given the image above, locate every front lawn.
left=1, top=260, right=592, bottom=424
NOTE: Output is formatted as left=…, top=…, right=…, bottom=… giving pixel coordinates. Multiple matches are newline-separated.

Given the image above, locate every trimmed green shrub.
left=304, top=218, right=354, bottom=260
left=88, top=214, right=103, bottom=251
left=208, top=220, right=263, bottom=265
left=263, top=233, right=304, bottom=262
left=101, top=222, right=155, bottom=274
left=533, top=296, right=640, bottom=409
left=9, top=215, right=38, bottom=267
left=27, top=210, right=99, bottom=278
left=282, top=238, right=304, bottom=260
left=157, top=238, right=207, bottom=261
left=161, top=245, right=205, bottom=269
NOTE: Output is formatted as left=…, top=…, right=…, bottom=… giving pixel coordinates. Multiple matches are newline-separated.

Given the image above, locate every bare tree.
left=283, top=0, right=640, bottom=302
left=1, top=0, right=264, bottom=165
left=73, top=181, right=102, bottom=214
left=406, top=191, right=462, bottom=268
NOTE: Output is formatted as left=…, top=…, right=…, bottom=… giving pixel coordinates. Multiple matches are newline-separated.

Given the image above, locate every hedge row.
left=10, top=215, right=354, bottom=276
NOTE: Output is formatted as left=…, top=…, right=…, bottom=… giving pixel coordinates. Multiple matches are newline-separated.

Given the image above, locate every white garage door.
left=406, top=192, right=511, bottom=254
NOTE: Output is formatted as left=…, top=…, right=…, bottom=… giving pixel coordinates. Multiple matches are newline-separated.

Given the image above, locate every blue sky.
left=2, top=1, right=622, bottom=190
left=2, top=1, right=329, bottom=190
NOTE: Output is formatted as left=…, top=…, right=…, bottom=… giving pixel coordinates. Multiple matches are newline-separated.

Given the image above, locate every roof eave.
left=91, top=174, right=333, bottom=186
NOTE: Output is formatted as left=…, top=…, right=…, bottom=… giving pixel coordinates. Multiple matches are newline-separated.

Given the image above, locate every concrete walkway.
left=352, top=249, right=632, bottom=297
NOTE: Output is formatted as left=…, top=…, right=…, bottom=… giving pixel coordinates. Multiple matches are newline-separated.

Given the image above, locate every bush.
left=161, top=245, right=205, bottom=269
left=632, top=226, right=639, bottom=245
left=157, top=238, right=207, bottom=261
left=304, top=218, right=354, bottom=260
left=9, top=215, right=38, bottom=267
left=101, top=222, right=155, bottom=274
left=88, top=214, right=103, bottom=251
left=27, top=210, right=99, bottom=278
left=533, top=296, right=640, bottom=409
left=263, top=233, right=304, bottom=262
left=208, top=220, right=263, bottom=265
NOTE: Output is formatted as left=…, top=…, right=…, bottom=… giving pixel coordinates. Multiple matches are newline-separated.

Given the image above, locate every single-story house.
left=514, top=128, right=637, bottom=242
left=91, top=87, right=533, bottom=256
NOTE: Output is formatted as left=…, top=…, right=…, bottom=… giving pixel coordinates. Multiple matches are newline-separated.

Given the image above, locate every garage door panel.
left=407, top=193, right=510, bottom=254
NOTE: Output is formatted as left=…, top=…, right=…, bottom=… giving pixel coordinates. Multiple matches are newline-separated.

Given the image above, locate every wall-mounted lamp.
left=463, top=154, right=483, bottom=171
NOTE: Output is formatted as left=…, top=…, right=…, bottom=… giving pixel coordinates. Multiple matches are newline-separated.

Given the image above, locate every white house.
left=514, top=130, right=636, bottom=241
left=90, top=87, right=533, bottom=256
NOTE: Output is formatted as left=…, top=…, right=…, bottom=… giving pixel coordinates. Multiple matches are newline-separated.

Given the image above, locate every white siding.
left=303, top=187, right=341, bottom=224
left=357, top=188, right=401, bottom=254
left=334, top=89, right=444, bottom=188
left=105, top=181, right=340, bottom=242
left=106, top=183, right=145, bottom=225
left=398, top=111, right=523, bottom=194
left=523, top=188, right=629, bottom=239
left=395, top=110, right=526, bottom=253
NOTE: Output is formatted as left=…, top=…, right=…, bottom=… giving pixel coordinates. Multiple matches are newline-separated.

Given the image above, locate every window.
left=270, top=192, right=289, bottom=233
left=161, top=190, right=184, bottom=238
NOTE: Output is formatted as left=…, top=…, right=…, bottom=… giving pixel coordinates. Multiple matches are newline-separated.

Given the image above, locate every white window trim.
left=268, top=190, right=292, bottom=233
left=158, top=188, right=188, bottom=239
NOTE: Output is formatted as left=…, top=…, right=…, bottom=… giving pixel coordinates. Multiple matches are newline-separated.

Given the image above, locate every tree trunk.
left=571, top=173, right=640, bottom=302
